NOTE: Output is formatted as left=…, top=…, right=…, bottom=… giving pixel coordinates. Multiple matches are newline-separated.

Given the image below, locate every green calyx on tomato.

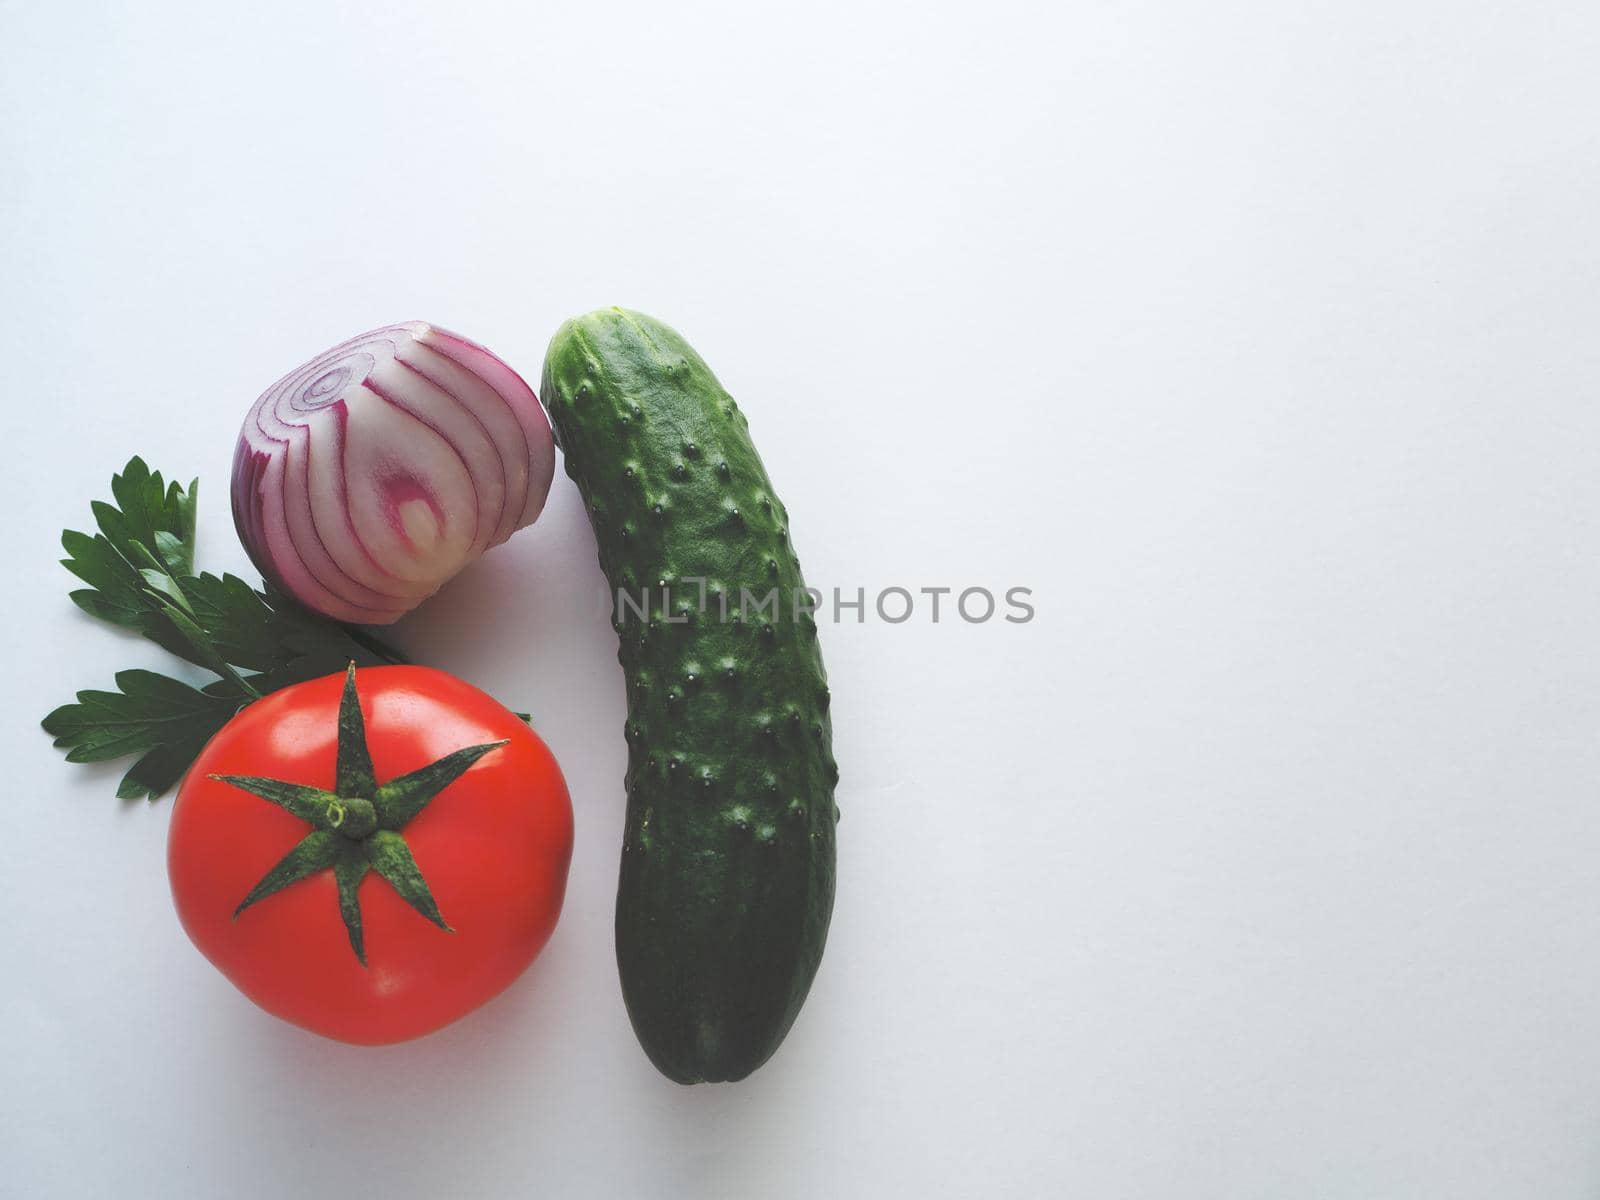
left=209, top=663, right=507, bottom=965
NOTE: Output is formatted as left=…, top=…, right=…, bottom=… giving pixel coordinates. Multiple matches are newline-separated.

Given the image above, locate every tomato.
left=168, top=665, right=572, bottom=1044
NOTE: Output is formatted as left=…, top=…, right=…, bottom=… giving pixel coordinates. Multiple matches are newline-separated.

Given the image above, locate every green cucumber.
left=540, top=308, right=838, bottom=1084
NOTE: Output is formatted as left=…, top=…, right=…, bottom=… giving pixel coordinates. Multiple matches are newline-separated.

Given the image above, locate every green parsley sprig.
left=42, top=458, right=406, bottom=800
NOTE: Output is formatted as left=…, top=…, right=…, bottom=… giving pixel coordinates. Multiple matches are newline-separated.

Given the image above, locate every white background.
left=3, top=1, right=1599, bottom=1196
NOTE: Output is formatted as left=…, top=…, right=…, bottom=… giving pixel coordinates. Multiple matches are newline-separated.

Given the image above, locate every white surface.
left=3, top=1, right=1599, bottom=1196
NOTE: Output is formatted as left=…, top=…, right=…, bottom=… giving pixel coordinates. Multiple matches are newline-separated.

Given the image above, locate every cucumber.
left=540, top=308, right=838, bottom=1084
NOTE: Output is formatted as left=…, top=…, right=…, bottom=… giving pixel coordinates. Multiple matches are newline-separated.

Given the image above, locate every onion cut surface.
left=232, top=323, right=554, bottom=624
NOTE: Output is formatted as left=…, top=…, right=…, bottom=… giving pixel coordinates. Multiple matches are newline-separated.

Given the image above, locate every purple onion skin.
left=232, top=323, right=555, bottom=624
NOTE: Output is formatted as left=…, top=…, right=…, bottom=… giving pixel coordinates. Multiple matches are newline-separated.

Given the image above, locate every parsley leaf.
left=42, top=671, right=241, bottom=800
left=45, top=457, right=406, bottom=801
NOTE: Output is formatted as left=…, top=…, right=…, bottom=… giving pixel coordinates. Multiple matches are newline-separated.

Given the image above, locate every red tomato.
left=168, top=666, right=572, bottom=1044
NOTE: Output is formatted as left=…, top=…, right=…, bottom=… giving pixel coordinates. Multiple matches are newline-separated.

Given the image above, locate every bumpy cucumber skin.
left=540, top=309, right=838, bottom=1084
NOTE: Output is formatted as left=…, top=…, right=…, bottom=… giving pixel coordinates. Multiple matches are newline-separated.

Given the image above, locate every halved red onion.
left=231, top=322, right=555, bottom=624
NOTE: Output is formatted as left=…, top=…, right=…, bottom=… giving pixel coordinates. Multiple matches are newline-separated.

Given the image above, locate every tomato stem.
left=212, top=664, right=507, bottom=965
